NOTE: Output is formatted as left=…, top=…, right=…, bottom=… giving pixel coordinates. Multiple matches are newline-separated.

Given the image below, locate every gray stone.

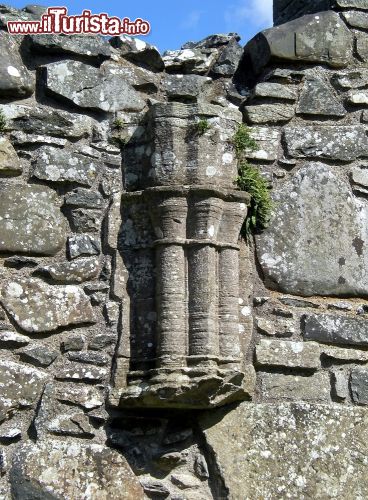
left=327, top=301, right=353, bottom=311
left=244, top=12, right=353, bottom=74
left=33, top=146, right=99, bottom=186
left=356, top=31, right=368, bottom=62
left=0, top=4, right=45, bottom=27
left=260, top=372, right=330, bottom=402
left=244, top=103, right=295, bottom=124
left=68, top=234, right=101, bottom=259
left=243, top=127, right=280, bottom=161
left=0, top=360, right=47, bottom=423
left=9, top=130, right=67, bottom=147
left=279, top=297, right=320, bottom=309
left=342, top=10, right=368, bottom=28
left=0, top=183, right=66, bottom=255
left=163, top=48, right=217, bottom=75
left=255, top=316, right=295, bottom=337
left=163, top=74, right=212, bottom=101
left=53, top=383, right=104, bottom=410
left=110, top=35, right=164, bottom=72
left=0, top=137, right=22, bottom=175
left=257, top=164, right=368, bottom=297
left=0, top=330, right=29, bottom=348
left=303, top=313, right=368, bottom=346
left=62, top=334, right=86, bottom=352
left=45, top=60, right=146, bottom=113
left=283, top=126, right=368, bottom=161
left=252, top=82, right=298, bottom=101
left=47, top=412, right=95, bottom=437
left=28, top=34, right=112, bottom=59
left=6, top=105, right=94, bottom=139
left=40, top=257, right=100, bottom=284
left=348, top=90, right=368, bottom=105
left=55, top=361, right=107, bottom=382
left=1, top=278, right=95, bottom=333
left=66, top=351, right=109, bottom=366
left=10, top=441, right=144, bottom=500
left=69, top=209, right=102, bottom=233
left=256, top=339, right=320, bottom=369
left=64, top=188, right=104, bottom=209
left=3, top=255, right=38, bottom=269
left=322, top=345, right=368, bottom=362
left=333, top=69, right=368, bottom=89
left=336, top=0, right=368, bottom=6
left=296, top=77, right=346, bottom=117
left=19, top=344, right=58, bottom=367
left=199, top=402, right=368, bottom=499
left=211, top=39, right=243, bottom=77
left=0, top=32, right=34, bottom=98
left=89, top=333, right=117, bottom=351
left=331, top=369, right=349, bottom=400
left=351, top=166, right=368, bottom=188
left=350, top=368, right=368, bottom=405
left=183, top=33, right=240, bottom=50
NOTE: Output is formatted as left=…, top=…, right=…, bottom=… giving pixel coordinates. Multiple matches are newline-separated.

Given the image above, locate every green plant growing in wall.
left=233, top=123, right=273, bottom=236
left=196, top=118, right=211, bottom=135
left=112, top=118, right=124, bottom=131
left=0, top=110, right=6, bottom=133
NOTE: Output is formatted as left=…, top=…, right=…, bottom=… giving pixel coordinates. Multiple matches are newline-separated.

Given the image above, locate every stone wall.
left=0, top=2, right=367, bottom=499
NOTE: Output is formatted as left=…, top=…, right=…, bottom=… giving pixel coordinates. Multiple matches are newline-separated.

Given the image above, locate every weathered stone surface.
left=64, top=188, right=104, bottom=209
left=252, top=82, right=298, bottom=101
left=0, top=183, right=66, bottom=255
left=280, top=297, right=320, bottom=309
left=40, top=258, right=100, bottom=284
left=163, top=48, right=217, bottom=75
left=89, top=333, right=116, bottom=351
left=19, top=344, right=58, bottom=367
left=68, top=234, right=101, bottom=259
left=348, top=90, right=368, bottom=105
left=244, top=127, right=280, bottom=161
left=255, top=316, right=295, bottom=337
left=256, top=339, right=320, bottom=369
left=69, top=209, right=102, bottom=233
left=56, top=361, right=107, bottom=382
left=67, top=351, right=109, bottom=366
left=257, top=164, right=368, bottom=297
left=0, top=360, right=47, bottom=422
left=0, top=32, right=34, bottom=98
left=62, top=334, right=86, bottom=352
left=297, top=77, right=346, bottom=116
left=244, top=103, right=295, bottom=124
left=342, top=10, right=368, bottom=28
left=331, top=368, right=349, bottom=400
left=244, top=12, right=353, bottom=74
left=322, top=345, right=368, bottom=362
left=0, top=137, right=22, bottom=175
left=356, top=31, right=368, bottom=62
left=199, top=402, right=368, bottom=499
left=52, top=382, right=104, bottom=410
left=0, top=330, right=29, bottom=348
left=1, top=279, right=95, bottom=333
left=260, top=372, right=330, bottom=402
left=10, top=440, right=144, bottom=499
left=33, top=146, right=99, bottom=186
left=28, top=34, right=112, bottom=59
left=163, top=74, right=211, bottom=101
left=303, top=313, right=368, bottom=346
left=110, top=35, right=164, bottom=72
left=183, top=33, right=240, bottom=50
left=45, top=60, right=146, bottom=112
left=351, top=166, right=368, bottom=188
left=333, top=69, right=368, bottom=89
left=350, top=368, right=368, bottom=405
left=283, top=126, right=368, bottom=161
left=211, top=39, right=243, bottom=77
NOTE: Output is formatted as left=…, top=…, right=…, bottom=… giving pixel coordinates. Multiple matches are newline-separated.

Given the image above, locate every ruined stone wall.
left=0, top=2, right=368, bottom=499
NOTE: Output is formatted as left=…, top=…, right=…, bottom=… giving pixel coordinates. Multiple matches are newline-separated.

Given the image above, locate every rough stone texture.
left=33, top=146, right=99, bottom=186
left=28, top=34, right=112, bottom=59
left=244, top=127, right=280, bottom=161
left=0, top=32, right=34, bottom=98
left=40, top=258, right=100, bottom=284
left=45, top=60, right=146, bottom=113
left=110, top=35, right=164, bottom=72
left=199, top=403, right=368, bottom=499
left=243, top=103, right=295, bottom=124
left=244, top=12, right=353, bottom=74
left=284, top=126, right=368, bottom=161
left=260, top=372, right=330, bottom=402
left=350, top=368, right=368, bottom=405
left=252, top=82, right=298, bottom=101
left=0, top=360, right=47, bottom=422
left=10, top=441, right=145, bottom=500
left=1, top=278, right=95, bottom=333
left=257, top=164, right=368, bottom=297
left=256, top=339, right=320, bottom=369
left=303, top=313, right=368, bottom=346
left=0, top=137, right=22, bottom=175
left=296, top=77, right=346, bottom=116
left=0, top=183, right=66, bottom=255
left=342, top=11, right=368, bottom=29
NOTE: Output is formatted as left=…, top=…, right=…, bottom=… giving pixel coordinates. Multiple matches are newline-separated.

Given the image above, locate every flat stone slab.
left=0, top=183, right=66, bottom=255
left=199, top=402, right=368, bottom=499
left=260, top=372, right=330, bottom=402
left=10, top=441, right=144, bottom=500
left=1, top=278, right=95, bottom=333
left=0, top=32, right=34, bottom=98
left=256, top=339, right=320, bottom=369
left=303, top=313, right=368, bottom=346
left=256, top=163, right=368, bottom=297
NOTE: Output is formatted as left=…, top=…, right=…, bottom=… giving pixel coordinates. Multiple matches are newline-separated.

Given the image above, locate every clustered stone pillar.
left=111, top=102, right=251, bottom=409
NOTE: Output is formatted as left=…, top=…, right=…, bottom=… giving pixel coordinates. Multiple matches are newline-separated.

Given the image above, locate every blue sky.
left=7, top=0, right=273, bottom=51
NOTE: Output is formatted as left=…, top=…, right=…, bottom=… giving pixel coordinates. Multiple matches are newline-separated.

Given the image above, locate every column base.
left=109, top=366, right=254, bottom=410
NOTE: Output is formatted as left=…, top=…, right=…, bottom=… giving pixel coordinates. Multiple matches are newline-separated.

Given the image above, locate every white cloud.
left=181, top=10, right=202, bottom=30
left=225, top=0, right=273, bottom=30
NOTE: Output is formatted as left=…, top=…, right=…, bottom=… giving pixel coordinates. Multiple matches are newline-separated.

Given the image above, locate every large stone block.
left=260, top=372, right=330, bottom=401
left=257, top=163, right=368, bottom=297
left=0, top=183, right=66, bottom=255
left=0, top=32, right=34, bottom=98
left=244, top=12, right=352, bottom=74
left=303, top=313, right=368, bottom=346
left=256, top=339, right=320, bottom=369
left=10, top=441, right=144, bottom=500
left=199, top=402, right=368, bottom=499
